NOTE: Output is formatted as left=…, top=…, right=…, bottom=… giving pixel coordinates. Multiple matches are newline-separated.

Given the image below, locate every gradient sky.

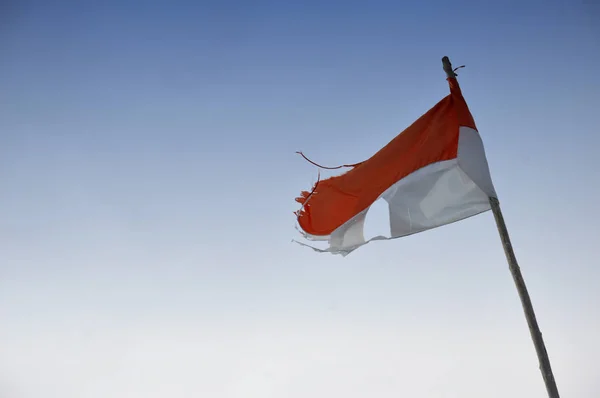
left=1, top=1, right=599, bottom=397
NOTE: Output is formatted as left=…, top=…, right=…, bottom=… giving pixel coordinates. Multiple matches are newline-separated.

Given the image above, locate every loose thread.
left=294, top=170, right=320, bottom=218
left=295, top=151, right=361, bottom=170
left=453, top=65, right=466, bottom=75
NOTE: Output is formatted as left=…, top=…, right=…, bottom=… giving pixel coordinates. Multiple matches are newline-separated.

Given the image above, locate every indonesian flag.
left=295, top=77, right=497, bottom=256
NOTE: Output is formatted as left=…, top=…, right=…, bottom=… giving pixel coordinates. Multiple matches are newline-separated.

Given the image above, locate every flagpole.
left=441, top=56, right=560, bottom=398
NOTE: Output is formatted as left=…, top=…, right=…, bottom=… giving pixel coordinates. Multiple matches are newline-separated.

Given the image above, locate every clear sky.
left=1, top=1, right=599, bottom=397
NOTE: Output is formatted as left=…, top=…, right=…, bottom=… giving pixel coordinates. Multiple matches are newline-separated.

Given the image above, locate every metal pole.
left=441, top=56, right=560, bottom=398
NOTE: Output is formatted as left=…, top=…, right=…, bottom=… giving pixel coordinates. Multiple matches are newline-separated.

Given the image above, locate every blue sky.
left=1, top=1, right=599, bottom=397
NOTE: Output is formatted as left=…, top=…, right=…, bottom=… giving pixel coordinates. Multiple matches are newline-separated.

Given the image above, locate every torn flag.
left=294, top=77, right=497, bottom=256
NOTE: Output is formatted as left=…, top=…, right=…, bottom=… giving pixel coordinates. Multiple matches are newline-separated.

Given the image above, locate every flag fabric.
left=294, top=77, right=497, bottom=256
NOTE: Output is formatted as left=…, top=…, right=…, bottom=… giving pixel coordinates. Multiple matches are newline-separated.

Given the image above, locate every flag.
left=294, top=77, right=497, bottom=256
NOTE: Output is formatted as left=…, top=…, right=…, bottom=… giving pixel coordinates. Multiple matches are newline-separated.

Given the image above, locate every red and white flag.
left=295, top=77, right=497, bottom=255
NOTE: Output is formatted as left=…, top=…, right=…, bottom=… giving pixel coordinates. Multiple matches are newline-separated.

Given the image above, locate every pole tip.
left=442, top=56, right=456, bottom=78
